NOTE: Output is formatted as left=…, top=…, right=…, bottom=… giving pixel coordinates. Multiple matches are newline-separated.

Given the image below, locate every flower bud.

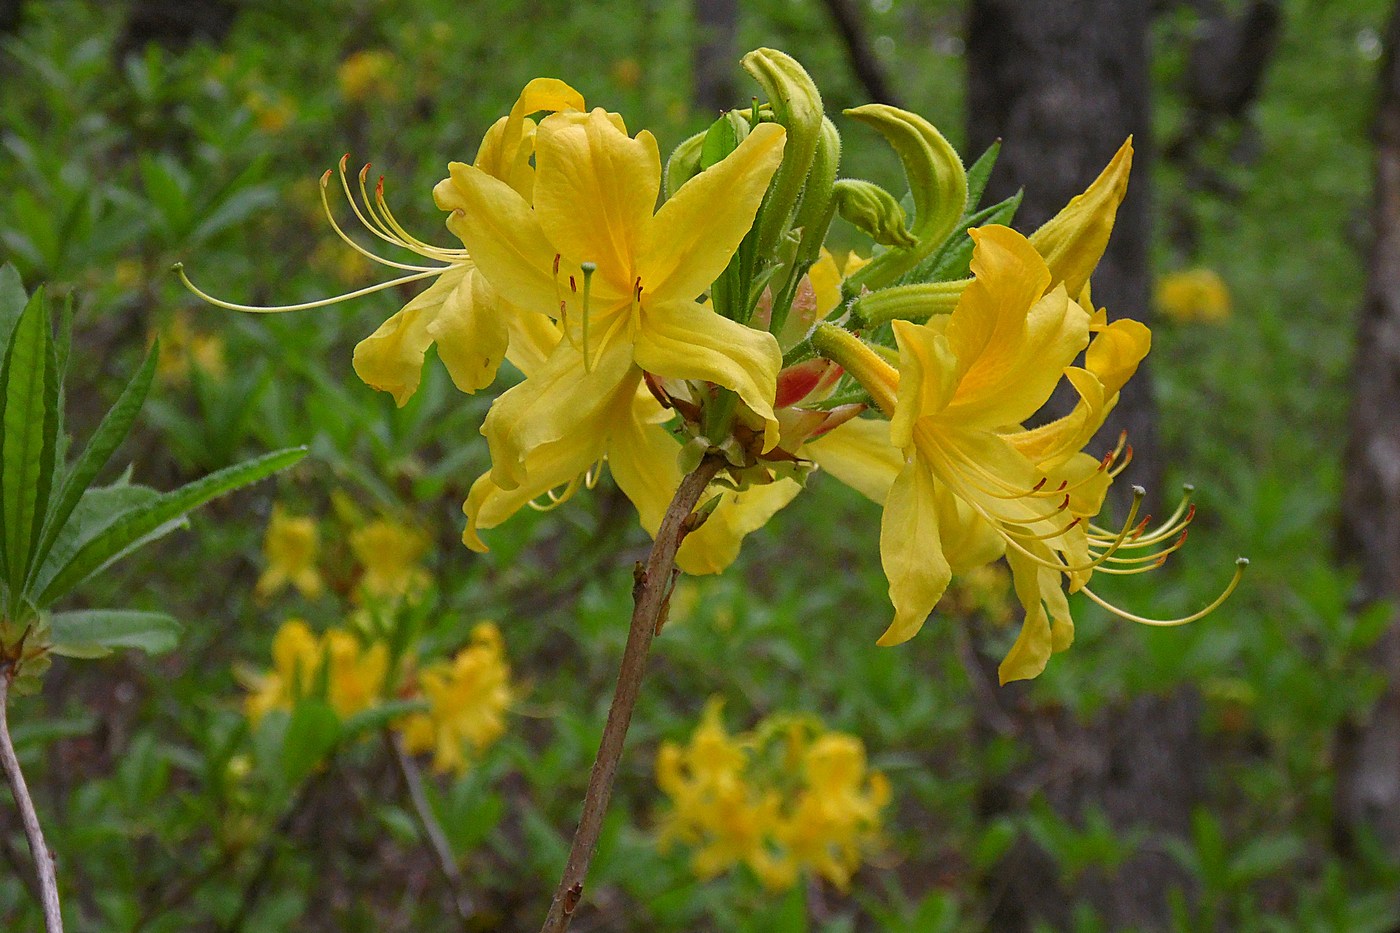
left=742, top=48, right=824, bottom=257
left=833, top=179, right=917, bottom=249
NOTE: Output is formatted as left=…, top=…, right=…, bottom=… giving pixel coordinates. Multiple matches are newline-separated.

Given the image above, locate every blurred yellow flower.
left=350, top=519, right=429, bottom=600
left=338, top=50, right=397, bottom=102
left=397, top=622, right=512, bottom=776
left=154, top=311, right=227, bottom=385
left=244, top=90, right=296, bottom=134
left=1155, top=267, right=1231, bottom=323
left=656, top=700, right=889, bottom=892
left=611, top=57, right=642, bottom=88
left=242, top=620, right=390, bottom=724
left=255, top=505, right=323, bottom=599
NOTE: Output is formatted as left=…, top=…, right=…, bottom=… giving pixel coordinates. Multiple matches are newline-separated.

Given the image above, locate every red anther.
left=376, top=176, right=385, bottom=196
left=1098, top=450, right=1114, bottom=470
left=1118, top=429, right=1128, bottom=444
left=1154, top=553, right=1169, bottom=569
left=559, top=300, right=567, bottom=315
left=1059, top=494, right=1071, bottom=510
left=634, top=276, right=643, bottom=297
left=1066, top=516, right=1083, bottom=530
left=569, top=275, right=577, bottom=293
left=340, top=153, right=350, bottom=169
left=1176, top=528, right=1190, bottom=546
left=553, top=253, right=561, bottom=275
left=1031, top=477, right=1048, bottom=492
left=1131, top=515, right=1151, bottom=539
left=1056, top=480, right=1069, bottom=491
left=359, top=163, right=372, bottom=182
left=320, top=168, right=332, bottom=185
left=1184, top=504, right=1197, bottom=523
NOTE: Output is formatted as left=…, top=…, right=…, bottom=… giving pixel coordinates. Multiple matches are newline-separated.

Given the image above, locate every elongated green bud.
left=834, top=179, right=917, bottom=248
left=742, top=48, right=824, bottom=258
left=851, top=280, right=965, bottom=327
left=768, top=116, right=842, bottom=339
left=842, top=104, right=967, bottom=293
left=664, top=130, right=707, bottom=198
left=810, top=323, right=898, bottom=417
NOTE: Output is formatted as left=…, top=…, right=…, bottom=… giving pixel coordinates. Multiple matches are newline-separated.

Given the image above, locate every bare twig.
left=539, top=455, right=724, bottom=933
left=0, top=668, right=64, bottom=933
left=385, top=731, right=475, bottom=925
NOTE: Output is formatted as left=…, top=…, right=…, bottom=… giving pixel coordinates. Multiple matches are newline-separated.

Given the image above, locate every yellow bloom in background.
left=154, top=311, right=228, bottom=386
left=244, top=90, right=296, bottom=134
left=398, top=622, right=512, bottom=776
left=1155, top=267, right=1231, bottom=323
left=938, top=562, right=1016, bottom=627
left=337, top=49, right=397, bottom=102
left=655, top=700, right=889, bottom=892
left=350, top=519, right=429, bottom=601
left=255, top=505, right=324, bottom=600
left=241, top=620, right=389, bottom=724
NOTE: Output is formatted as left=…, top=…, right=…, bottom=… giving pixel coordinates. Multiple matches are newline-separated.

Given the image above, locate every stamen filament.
left=1081, top=558, right=1248, bottom=626
left=173, top=263, right=444, bottom=313
left=580, top=262, right=597, bottom=372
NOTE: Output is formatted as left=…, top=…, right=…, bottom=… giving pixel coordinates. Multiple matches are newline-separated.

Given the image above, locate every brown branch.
left=385, top=732, right=475, bottom=925
left=539, top=455, right=725, bottom=933
left=0, top=668, right=64, bottom=933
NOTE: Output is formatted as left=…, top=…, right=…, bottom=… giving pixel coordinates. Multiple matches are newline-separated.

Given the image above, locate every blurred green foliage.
left=0, top=0, right=1394, bottom=930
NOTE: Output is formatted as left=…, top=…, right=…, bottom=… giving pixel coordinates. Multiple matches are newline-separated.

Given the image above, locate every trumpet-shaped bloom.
left=436, top=108, right=787, bottom=490
left=808, top=225, right=1161, bottom=682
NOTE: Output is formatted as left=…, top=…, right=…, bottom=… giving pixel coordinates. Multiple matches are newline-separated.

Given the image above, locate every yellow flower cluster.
left=254, top=505, right=430, bottom=604
left=337, top=50, right=397, bottom=103
left=1155, top=267, right=1231, bottom=323
left=153, top=311, right=227, bottom=386
left=656, top=700, right=889, bottom=892
left=242, top=620, right=389, bottom=724
left=399, top=622, right=513, bottom=776
left=255, top=505, right=323, bottom=599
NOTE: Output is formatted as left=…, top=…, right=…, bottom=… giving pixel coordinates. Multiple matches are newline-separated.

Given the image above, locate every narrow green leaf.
left=964, top=140, right=1002, bottom=212
left=29, top=344, right=158, bottom=585
left=925, top=190, right=1023, bottom=283
left=49, top=609, right=182, bottom=657
left=281, top=700, right=341, bottom=786
left=0, top=264, right=26, bottom=360
left=341, top=699, right=428, bottom=740
left=36, top=446, right=307, bottom=606
left=1, top=286, right=58, bottom=595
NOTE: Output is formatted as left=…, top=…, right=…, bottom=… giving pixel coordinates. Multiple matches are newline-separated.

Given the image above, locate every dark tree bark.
left=1335, top=0, right=1400, bottom=860
left=819, top=0, right=904, bottom=107
left=965, top=4, right=1198, bottom=930
left=967, top=0, right=1159, bottom=511
left=693, top=0, right=740, bottom=116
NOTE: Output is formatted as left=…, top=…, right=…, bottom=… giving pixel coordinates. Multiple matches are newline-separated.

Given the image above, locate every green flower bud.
left=833, top=179, right=917, bottom=249
left=741, top=48, right=824, bottom=258
left=664, top=130, right=707, bottom=199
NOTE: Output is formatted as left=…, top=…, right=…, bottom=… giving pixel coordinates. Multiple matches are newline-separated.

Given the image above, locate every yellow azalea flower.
left=179, top=79, right=587, bottom=406
left=255, top=505, right=323, bottom=600
left=462, top=305, right=801, bottom=577
left=656, top=701, right=889, bottom=892
left=436, top=107, right=787, bottom=492
left=337, top=49, right=396, bottom=102
left=398, top=622, right=512, bottom=776
left=241, top=620, right=390, bottom=724
left=350, top=518, right=429, bottom=600
left=1155, top=267, right=1231, bottom=323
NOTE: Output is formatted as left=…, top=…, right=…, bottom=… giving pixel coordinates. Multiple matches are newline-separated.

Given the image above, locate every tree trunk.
left=965, top=4, right=1197, bottom=929
left=1335, top=0, right=1400, bottom=860
left=693, top=0, right=739, bottom=117
left=967, top=0, right=1159, bottom=510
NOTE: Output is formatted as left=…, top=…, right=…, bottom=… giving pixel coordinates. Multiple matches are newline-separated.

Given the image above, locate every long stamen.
left=317, top=171, right=443, bottom=272
left=337, top=157, right=407, bottom=249
left=173, top=262, right=442, bottom=313
left=1081, top=558, right=1248, bottom=626
left=526, top=474, right=586, bottom=512
left=1005, top=485, right=1146, bottom=574
left=373, top=175, right=467, bottom=260
left=580, top=261, right=597, bottom=372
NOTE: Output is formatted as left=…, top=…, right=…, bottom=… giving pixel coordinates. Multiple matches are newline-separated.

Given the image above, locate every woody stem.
left=0, top=665, right=63, bottom=933
left=539, top=455, right=724, bottom=933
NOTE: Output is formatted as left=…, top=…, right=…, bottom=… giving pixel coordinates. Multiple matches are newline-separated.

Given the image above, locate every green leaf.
left=1, top=285, right=59, bottom=596
left=29, top=344, right=157, bottom=585
left=36, top=446, right=307, bottom=606
left=281, top=700, right=341, bottom=785
left=48, top=609, right=182, bottom=657
left=30, top=481, right=160, bottom=597
left=0, top=264, right=26, bottom=360
left=964, top=140, right=1002, bottom=211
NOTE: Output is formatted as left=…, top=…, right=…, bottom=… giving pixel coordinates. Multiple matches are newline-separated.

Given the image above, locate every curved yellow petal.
left=461, top=433, right=601, bottom=552
left=353, top=265, right=471, bottom=406
left=475, top=78, right=586, bottom=197
left=609, top=398, right=684, bottom=537
left=677, top=479, right=802, bottom=576
left=998, top=543, right=1075, bottom=684
left=638, top=123, right=787, bottom=302
left=891, top=319, right=959, bottom=447
left=632, top=299, right=781, bottom=450
left=426, top=265, right=512, bottom=394
left=805, top=416, right=902, bottom=504
left=434, top=163, right=561, bottom=316
left=482, top=338, right=636, bottom=489
left=534, top=108, right=661, bottom=295
left=1028, top=138, right=1133, bottom=298
left=877, top=461, right=951, bottom=645
left=942, top=227, right=1090, bottom=427
left=504, top=300, right=564, bottom=376
left=933, top=480, right=1005, bottom=574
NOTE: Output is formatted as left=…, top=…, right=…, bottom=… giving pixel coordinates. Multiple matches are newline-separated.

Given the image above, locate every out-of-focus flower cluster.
left=1155, top=267, right=1231, bottom=323
left=656, top=699, right=889, bottom=892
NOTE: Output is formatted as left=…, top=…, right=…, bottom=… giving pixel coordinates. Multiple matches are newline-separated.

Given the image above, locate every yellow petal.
left=353, top=265, right=470, bottom=406
left=608, top=395, right=685, bottom=537
left=481, top=338, right=637, bottom=489
left=638, top=123, right=787, bottom=302
left=998, top=543, right=1075, bottom=684
left=891, top=319, right=959, bottom=447
left=461, top=431, right=602, bottom=552
left=504, top=300, right=565, bottom=376
left=1028, top=138, right=1133, bottom=297
left=434, top=163, right=564, bottom=316
left=428, top=265, right=512, bottom=394
left=877, top=461, right=951, bottom=645
left=942, top=227, right=1090, bottom=427
left=809, top=249, right=843, bottom=317
left=534, top=108, right=661, bottom=295
left=475, top=78, right=586, bottom=197
left=677, top=479, right=802, bottom=575
left=805, top=417, right=902, bottom=504
left=632, top=299, right=781, bottom=450
left=933, top=480, right=1005, bottom=574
